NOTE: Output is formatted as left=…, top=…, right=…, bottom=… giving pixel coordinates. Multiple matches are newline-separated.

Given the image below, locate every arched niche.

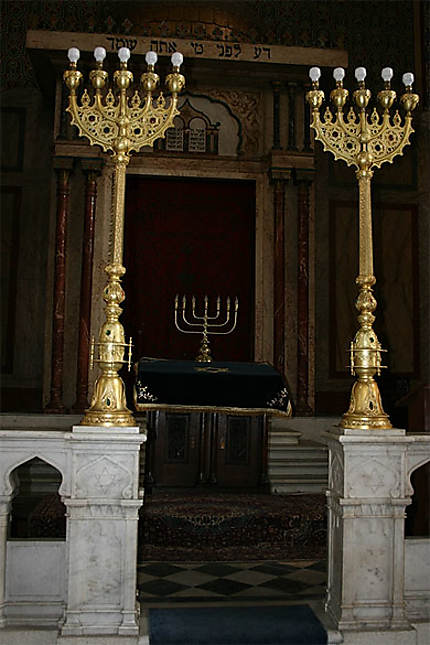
left=8, top=457, right=66, bottom=539
left=406, top=458, right=430, bottom=538
left=154, top=94, right=238, bottom=155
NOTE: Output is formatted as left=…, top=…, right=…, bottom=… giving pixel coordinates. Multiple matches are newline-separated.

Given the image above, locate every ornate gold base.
left=79, top=371, right=136, bottom=427
left=340, top=377, right=392, bottom=430
left=80, top=408, right=136, bottom=427
left=196, top=336, right=212, bottom=363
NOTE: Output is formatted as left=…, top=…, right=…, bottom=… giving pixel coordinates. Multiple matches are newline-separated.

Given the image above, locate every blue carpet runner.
left=149, top=604, right=327, bottom=645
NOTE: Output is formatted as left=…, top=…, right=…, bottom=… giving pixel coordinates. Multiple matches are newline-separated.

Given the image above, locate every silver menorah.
left=174, top=295, right=239, bottom=362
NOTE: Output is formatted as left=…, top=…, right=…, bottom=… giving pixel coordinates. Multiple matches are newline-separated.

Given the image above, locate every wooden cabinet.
left=144, top=410, right=267, bottom=490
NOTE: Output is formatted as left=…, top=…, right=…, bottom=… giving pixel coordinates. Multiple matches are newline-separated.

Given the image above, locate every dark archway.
left=9, top=457, right=66, bottom=539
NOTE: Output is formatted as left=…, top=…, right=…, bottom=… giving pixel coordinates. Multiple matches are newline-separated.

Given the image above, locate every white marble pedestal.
left=59, top=426, right=145, bottom=640
left=323, top=426, right=428, bottom=644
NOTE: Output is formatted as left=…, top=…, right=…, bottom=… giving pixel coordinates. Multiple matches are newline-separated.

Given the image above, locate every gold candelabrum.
left=306, top=65, right=419, bottom=430
left=174, top=295, right=239, bottom=362
left=63, top=45, right=185, bottom=426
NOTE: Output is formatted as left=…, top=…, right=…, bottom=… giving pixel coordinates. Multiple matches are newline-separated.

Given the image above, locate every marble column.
left=60, top=425, right=145, bottom=639
left=71, top=161, right=102, bottom=414
left=0, top=501, right=10, bottom=628
left=295, top=170, right=314, bottom=415
left=270, top=170, right=291, bottom=376
left=324, top=426, right=415, bottom=642
left=45, top=159, right=74, bottom=414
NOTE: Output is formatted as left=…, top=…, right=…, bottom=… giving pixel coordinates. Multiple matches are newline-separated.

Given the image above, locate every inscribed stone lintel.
left=26, top=29, right=348, bottom=69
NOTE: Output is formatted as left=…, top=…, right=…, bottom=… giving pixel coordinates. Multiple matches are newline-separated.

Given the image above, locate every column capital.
left=269, top=167, right=293, bottom=184
left=294, top=168, right=316, bottom=184
left=80, top=158, right=104, bottom=174
left=53, top=156, right=75, bottom=172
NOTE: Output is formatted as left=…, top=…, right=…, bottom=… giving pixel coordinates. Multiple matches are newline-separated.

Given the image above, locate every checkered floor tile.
left=138, top=560, right=327, bottom=603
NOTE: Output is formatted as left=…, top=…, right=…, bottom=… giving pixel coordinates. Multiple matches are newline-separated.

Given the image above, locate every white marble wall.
left=61, top=426, right=144, bottom=638
left=0, top=422, right=145, bottom=641
left=323, top=426, right=430, bottom=643
left=0, top=417, right=428, bottom=643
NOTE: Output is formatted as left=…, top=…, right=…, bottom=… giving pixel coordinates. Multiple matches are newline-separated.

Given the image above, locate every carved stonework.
left=75, top=455, right=133, bottom=499
left=204, top=88, right=263, bottom=156
left=347, top=456, right=400, bottom=498
left=329, top=453, right=344, bottom=495
left=77, top=520, right=122, bottom=605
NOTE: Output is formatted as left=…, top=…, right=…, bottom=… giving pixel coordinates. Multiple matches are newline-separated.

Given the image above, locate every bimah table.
left=135, top=358, right=291, bottom=489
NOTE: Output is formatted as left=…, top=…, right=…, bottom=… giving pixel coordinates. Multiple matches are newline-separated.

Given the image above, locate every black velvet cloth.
left=135, top=357, right=291, bottom=415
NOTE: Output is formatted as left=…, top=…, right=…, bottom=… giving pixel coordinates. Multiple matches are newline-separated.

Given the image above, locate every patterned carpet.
left=140, top=491, right=327, bottom=562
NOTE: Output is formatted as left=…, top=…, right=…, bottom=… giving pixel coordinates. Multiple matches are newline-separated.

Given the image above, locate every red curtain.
left=123, top=176, right=255, bottom=362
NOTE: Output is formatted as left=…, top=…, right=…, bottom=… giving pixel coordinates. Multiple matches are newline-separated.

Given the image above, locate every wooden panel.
left=152, top=411, right=200, bottom=487
left=216, top=415, right=263, bottom=488
left=1, top=187, right=21, bottom=373
left=145, top=411, right=265, bottom=489
left=1, top=108, right=26, bottom=172
left=329, top=201, right=419, bottom=379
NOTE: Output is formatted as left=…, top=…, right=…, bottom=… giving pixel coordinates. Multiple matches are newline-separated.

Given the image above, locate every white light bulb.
left=118, top=47, right=130, bottom=63
left=402, top=72, right=414, bottom=87
left=171, top=52, right=183, bottom=68
left=309, top=66, right=321, bottom=82
left=68, top=47, right=80, bottom=64
left=94, top=47, right=106, bottom=63
left=381, top=67, right=393, bottom=82
left=333, top=67, right=345, bottom=82
left=145, top=51, right=158, bottom=66
left=355, top=67, right=367, bottom=82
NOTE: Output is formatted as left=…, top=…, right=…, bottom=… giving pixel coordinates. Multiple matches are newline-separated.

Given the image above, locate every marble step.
left=267, top=437, right=328, bottom=494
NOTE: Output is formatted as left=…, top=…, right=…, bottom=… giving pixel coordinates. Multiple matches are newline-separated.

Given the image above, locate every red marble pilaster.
left=295, top=171, right=314, bottom=415
left=71, top=162, right=102, bottom=413
left=45, top=160, right=74, bottom=413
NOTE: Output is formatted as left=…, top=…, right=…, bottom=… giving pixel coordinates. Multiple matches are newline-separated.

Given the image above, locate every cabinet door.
left=153, top=412, right=200, bottom=486
left=216, top=415, right=263, bottom=488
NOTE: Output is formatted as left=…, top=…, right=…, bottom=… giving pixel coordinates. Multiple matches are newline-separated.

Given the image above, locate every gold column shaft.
left=357, top=171, right=374, bottom=278
left=111, top=161, right=127, bottom=266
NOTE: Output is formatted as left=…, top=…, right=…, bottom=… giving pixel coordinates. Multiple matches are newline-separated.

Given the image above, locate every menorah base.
left=340, top=377, right=392, bottom=430
left=195, top=335, right=213, bottom=363
left=79, top=373, right=136, bottom=427
left=80, top=409, right=136, bottom=427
